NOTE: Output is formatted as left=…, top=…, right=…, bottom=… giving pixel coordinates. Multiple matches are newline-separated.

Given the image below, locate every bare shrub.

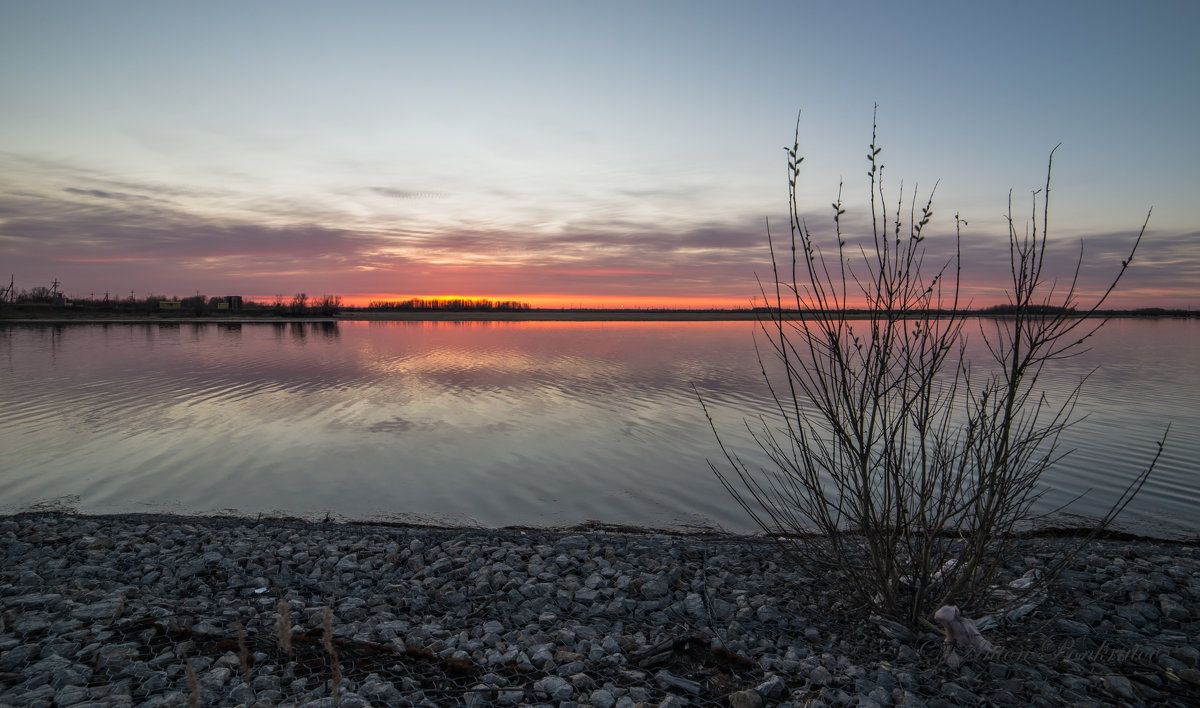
left=289, top=292, right=309, bottom=316
left=317, top=294, right=343, bottom=316
left=701, top=109, right=1165, bottom=627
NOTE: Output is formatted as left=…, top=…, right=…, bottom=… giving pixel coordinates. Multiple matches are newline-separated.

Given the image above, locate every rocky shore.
left=2, top=513, right=1197, bottom=707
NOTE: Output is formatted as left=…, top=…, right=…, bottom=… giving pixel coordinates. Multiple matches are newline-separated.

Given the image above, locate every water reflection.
left=0, top=319, right=1195, bottom=536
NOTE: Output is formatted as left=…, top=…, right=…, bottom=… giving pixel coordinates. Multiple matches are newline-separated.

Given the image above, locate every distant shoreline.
left=1, top=307, right=1196, bottom=324
left=1, top=309, right=768, bottom=324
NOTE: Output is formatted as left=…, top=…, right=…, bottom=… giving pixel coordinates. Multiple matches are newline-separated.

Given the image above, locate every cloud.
left=0, top=159, right=770, bottom=300
left=371, top=187, right=448, bottom=200
left=2, top=154, right=1195, bottom=307
left=63, top=187, right=149, bottom=201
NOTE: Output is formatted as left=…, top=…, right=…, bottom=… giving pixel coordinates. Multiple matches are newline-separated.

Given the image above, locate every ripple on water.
left=1, top=319, right=1196, bottom=536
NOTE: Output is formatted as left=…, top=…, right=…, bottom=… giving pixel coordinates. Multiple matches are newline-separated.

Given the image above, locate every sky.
left=1, top=1, right=1197, bottom=309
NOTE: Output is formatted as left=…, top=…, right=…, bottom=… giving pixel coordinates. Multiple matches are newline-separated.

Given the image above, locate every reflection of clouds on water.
left=483, top=421, right=518, bottom=434
left=364, top=417, right=516, bottom=436
left=0, top=319, right=1195, bottom=536
left=367, top=418, right=417, bottom=434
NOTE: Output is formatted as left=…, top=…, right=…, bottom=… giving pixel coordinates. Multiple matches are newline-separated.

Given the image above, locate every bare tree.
left=317, top=294, right=342, bottom=316
left=701, top=109, right=1165, bottom=627
left=287, top=293, right=308, bottom=316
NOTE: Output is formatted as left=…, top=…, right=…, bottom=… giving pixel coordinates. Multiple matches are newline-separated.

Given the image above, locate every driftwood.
left=655, top=669, right=702, bottom=694
left=630, top=635, right=753, bottom=669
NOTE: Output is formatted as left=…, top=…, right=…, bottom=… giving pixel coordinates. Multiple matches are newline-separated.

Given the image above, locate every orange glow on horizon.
left=237, top=288, right=1186, bottom=312
left=310, top=294, right=765, bottom=310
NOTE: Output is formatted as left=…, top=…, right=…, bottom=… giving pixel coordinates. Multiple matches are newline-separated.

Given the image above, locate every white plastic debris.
left=934, top=605, right=996, bottom=668
left=932, top=558, right=959, bottom=581
left=1009, top=568, right=1041, bottom=589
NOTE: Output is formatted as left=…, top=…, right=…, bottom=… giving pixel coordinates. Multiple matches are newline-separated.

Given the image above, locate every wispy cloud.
left=63, top=187, right=152, bottom=201
left=370, top=187, right=448, bottom=200
left=0, top=155, right=770, bottom=300
left=1, top=153, right=1194, bottom=307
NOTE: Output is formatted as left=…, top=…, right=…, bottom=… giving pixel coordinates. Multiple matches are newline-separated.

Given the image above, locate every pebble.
left=1, top=513, right=1197, bottom=706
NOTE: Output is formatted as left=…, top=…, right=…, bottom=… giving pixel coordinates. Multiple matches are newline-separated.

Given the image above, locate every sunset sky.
left=2, top=1, right=1197, bottom=308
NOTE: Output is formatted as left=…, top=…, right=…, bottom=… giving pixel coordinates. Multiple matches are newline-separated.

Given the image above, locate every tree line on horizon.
left=2, top=282, right=344, bottom=317
left=1, top=279, right=1191, bottom=318
left=363, top=297, right=532, bottom=312
left=2, top=284, right=535, bottom=316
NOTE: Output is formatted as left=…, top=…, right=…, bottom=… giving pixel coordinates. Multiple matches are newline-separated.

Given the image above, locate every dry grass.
left=275, top=599, right=292, bottom=657
left=322, top=606, right=343, bottom=707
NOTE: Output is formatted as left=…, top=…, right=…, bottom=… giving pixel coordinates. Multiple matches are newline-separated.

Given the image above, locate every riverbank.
left=2, top=513, right=1197, bottom=707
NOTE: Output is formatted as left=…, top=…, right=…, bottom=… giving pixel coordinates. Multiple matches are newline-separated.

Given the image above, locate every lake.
left=1, top=318, right=1196, bottom=537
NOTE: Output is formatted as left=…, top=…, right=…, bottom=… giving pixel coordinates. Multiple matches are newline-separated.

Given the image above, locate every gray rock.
left=641, top=577, right=671, bottom=598
left=728, top=688, right=764, bottom=708
left=463, top=684, right=491, bottom=707
left=13, top=616, right=52, bottom=634
left=1171, top=645, right=1199, bottom=666
left=138, top=691, right=188, bottom=707
left=1053, top=618, right=1091, bottom=636
left=0, top=643, right=40, bottom=670
left=1160, top=596, right=1191, bottom=622
left=6, top=684, right=56, bottom=705
left=1101, top=674, right=1135, bottom=700
left=52, top=684, right=90, bottom=706
left=8, top=593, right=66, bottom=609
left=559, top=536, right=590, bottom=551
left=942, top=681, right=981, bottom=703
left=867, top=686, right=891, bottom=705
left=756, top=675, right=787, bottom=699
left=535, top=675, right=574, bottom=701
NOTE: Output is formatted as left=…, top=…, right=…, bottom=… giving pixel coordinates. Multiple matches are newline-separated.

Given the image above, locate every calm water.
left=1, top=319, right=1196, bottom=536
